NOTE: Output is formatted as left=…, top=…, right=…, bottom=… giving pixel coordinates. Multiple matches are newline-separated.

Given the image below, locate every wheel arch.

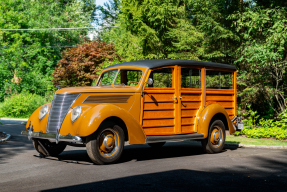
left=209, top=113, right=229, bottom=131
left=197, top=104, right=236, bottom=138
left=78, top=104, right=146, bottom=144
left=99, top=116, right=129, bottom=141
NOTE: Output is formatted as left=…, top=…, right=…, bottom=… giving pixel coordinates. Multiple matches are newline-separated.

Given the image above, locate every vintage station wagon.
left=22, top=59, right=239, bottom=164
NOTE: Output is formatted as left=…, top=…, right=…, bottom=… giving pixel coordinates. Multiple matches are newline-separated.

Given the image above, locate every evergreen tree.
left=108, top=0, right=204, bottom=61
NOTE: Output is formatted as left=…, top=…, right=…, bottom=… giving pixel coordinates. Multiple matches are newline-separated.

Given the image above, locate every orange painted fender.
left=77, top=104, right=146, bottom=144
left=197, top=104, right=236, bottom=138
left=25, top=103, right=51, bottom=133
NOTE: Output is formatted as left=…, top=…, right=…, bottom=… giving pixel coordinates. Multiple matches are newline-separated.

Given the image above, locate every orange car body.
left=24, top=59, right=237, bottom=145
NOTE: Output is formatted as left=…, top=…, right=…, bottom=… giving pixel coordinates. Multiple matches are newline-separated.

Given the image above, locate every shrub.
left=52, top=41, right=120, bottom=87
left=234, top=127, right=287, bottom=140
left=234, top=109, right=287, bottom=140
left=242, top=105, right=260, bottom=127
left=0, top=92, right=48, bottom=118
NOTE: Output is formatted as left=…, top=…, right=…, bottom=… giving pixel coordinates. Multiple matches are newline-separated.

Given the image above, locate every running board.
left=146, top=133, right=205, bottom=143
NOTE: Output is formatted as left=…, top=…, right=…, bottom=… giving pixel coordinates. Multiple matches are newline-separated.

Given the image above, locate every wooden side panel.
left=206, top=89, right=235, bottom=118
left=180, top=90, right=202, bottom=134
left=142, top=90, right=175, bottom=135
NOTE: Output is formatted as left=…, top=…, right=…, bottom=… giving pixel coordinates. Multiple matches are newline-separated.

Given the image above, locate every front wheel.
left=86, top=122, right=125, bottom=165
left=201, top=119, right=226, bottom=154
left=32, top=139, right=66, bottom=157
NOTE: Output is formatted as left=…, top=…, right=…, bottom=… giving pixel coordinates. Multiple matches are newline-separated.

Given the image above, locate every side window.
left=181, top=68, right=200, bottom=88
left=148, top=68, right=173, bottom=88
left=206, top=70, right=233, bottom=89
left=114, top=70, right=142, bottom=86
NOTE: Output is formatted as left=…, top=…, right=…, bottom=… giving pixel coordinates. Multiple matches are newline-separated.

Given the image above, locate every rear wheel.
left=32, top=139, right=66, bottom=157
left=201, top=120, right=226, bottom=154
left=86, top=122, right=125, bottom=165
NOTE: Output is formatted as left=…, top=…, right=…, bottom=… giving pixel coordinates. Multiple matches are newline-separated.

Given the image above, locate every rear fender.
left=77, top=104, right=146, bottom=144
left=197, top=104, right=235, bottom=138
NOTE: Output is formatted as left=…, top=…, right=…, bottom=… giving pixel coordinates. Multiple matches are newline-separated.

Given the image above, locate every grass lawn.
left=226, top=135, right=287, bottom=146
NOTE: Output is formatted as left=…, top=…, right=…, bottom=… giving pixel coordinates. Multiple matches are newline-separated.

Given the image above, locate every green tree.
left=231, top=7, right=287, bottom=115
left=100, top=0, right=245, bottom=64
left=0, top=0, right=96, bottom=101
left=106, top=0, right=205, bottom=61
left=97, top=0, right=120, bottom=28
left=189, top=0, right=242, bottom=64
left=96, top=0, right=121, bottom=42
left=254, top=0, right=287, bottom=8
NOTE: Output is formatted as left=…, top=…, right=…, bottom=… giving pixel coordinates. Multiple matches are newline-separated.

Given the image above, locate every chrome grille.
left=46, top=93, right=81, bottom=134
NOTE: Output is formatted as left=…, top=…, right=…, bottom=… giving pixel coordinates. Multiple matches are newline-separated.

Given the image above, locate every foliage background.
left=1, top=0, right=287, bottom=138
left=52, top=41, right=120, bottom=87
left=0, top=0, right=95, bottom=101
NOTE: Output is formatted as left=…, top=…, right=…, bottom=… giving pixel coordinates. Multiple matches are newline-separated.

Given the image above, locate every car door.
left=141, top=67, right=177, bottom=135
left=177, top=66, right=203, bottom=134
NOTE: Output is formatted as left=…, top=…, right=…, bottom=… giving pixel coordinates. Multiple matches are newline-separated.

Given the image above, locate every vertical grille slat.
left=46, top=93, right=81, bottom=134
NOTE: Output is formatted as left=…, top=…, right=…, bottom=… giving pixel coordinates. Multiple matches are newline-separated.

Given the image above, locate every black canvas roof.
left=105, top=59, right=236, bottom=70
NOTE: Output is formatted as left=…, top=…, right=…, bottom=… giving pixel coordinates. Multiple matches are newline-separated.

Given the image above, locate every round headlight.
left=39, top=105, right=49, bottom=120
left=71, top=106, right=82, bottom=123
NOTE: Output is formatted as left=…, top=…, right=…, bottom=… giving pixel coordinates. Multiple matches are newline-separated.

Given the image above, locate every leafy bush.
left=1, top=69, right=55, bottom=102
left=234, top=127, right=287, bottom=140
left=0, top=92, right=49, bottom=118
left=52, top=41, right=120, bottom=87
left=234, top=109, right=287, bottom=140
left=242, top=105, right=260, bottom=127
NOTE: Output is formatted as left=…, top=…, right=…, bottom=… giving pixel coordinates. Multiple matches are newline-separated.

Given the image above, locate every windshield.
left=98, top=69, right=143, bottom=86
left=98, top=70, right=118, bottom=86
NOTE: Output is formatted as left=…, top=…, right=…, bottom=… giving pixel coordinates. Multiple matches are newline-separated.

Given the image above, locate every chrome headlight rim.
left=71, top=106, right=82, bottom=123
left=38, top=105, right=49, bottom=120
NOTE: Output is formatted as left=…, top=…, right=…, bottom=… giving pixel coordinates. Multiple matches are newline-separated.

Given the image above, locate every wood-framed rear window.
left=181, top=68, right=201, bottom=88
left=206, top=70, right=234, bottom=89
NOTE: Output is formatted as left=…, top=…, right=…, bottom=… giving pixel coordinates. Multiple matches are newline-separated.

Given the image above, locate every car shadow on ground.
left=0, top=122, right=240, bottom=165
left=42, top=153, right=287, bottom=192
left=40, top=141, right=239, bottom=165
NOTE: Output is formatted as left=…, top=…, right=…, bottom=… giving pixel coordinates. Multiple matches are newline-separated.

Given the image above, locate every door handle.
left=172, top=96, right=177, bottom=100
left=179, top=96, right=185, bottom=99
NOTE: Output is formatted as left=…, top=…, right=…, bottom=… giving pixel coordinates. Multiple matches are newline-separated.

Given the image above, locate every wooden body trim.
left=141, top=65, right=237, bottom=138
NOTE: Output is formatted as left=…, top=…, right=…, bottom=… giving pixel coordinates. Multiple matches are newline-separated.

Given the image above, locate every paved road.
left=1, top=122, right=287, bottom=192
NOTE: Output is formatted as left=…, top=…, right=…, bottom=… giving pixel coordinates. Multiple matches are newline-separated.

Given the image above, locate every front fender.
left=197, top=104, right=236, bottom=138
left=77, top=104, right=146, bottom=144
left=25, top=103, right=51, bottom=133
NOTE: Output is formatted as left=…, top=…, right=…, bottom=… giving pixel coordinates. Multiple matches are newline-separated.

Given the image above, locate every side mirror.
left=147, top=78, right=153, bottom=85
left=141, top=78, right=153, bottom=96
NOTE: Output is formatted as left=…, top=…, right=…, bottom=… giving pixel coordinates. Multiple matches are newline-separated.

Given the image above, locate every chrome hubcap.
left=99, top=128, right=119, bottom=157
left=210, top=126, right=223, bottom=148
left=213, top=131, right=220, bottom=142
left=104, top=135, right=115, bottom=150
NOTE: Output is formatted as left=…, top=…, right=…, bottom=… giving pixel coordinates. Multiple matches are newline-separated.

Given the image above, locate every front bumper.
left=21, top=127, right=83, bottom=144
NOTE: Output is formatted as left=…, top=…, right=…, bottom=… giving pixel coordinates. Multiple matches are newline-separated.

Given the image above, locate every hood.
left=56, top=86, right=138, bottom=94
